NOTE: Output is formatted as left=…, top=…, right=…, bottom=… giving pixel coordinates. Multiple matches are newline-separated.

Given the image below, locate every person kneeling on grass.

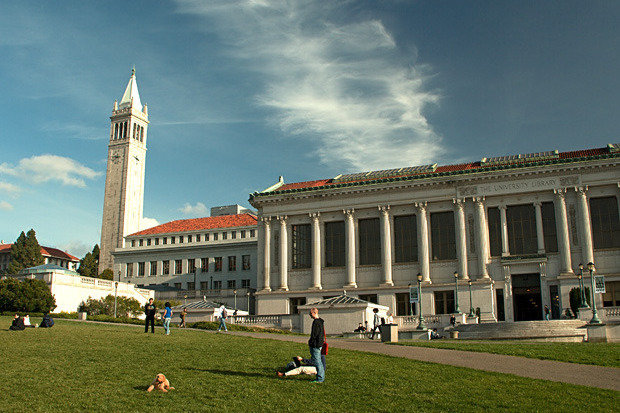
left=277, top=355, right=327, bottom=378
left=147, top=373, right=175, bottom=392
left=40, top=313, right=54, bottom=328
left=9, top=314, right=25, bottom=331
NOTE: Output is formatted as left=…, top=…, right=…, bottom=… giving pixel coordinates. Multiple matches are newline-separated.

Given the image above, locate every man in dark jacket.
left=9, top=315, right=25, bottom=331
left=308, top=307, right=325, bottom=383
left=144, top=298, right=156, bottom=333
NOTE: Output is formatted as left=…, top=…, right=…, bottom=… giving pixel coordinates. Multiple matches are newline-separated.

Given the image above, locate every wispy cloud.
left=0, top=155, right=101, bottom=188
left=0, top=201, right=13, bottom=211
left=140, top=217, right=160, bottom=231
left=179, top=202, right=209, bottom=217
left=0, top=182, right=21, bottom=197
left=56, top=240, right=92, bottom=259
left=175, top=0, right=443, bottom=171
left=41, top=122, right=106, bottom=141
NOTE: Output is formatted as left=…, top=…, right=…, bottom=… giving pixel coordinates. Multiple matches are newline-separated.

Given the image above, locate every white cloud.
left=56, top=240, right=92, bottom=259
left=0, top=154, right=101, bottom=188
left=175, top=0, right=443, bottom=171
left=179, top=202, right=209, bottom=216
left=140, top=217, right=160, bottom=231
left=0, top=201, right=13, bottom=211
left=0, top=181, right=21, bottom=196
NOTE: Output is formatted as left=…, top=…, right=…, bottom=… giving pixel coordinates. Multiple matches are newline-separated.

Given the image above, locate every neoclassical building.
left=249, top=145, right=620, bottom=322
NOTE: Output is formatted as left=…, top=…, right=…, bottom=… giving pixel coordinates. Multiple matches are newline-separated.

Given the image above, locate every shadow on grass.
left=133, top=385, right=148, bottom=391
left=184, top=367, right=270, bottom=378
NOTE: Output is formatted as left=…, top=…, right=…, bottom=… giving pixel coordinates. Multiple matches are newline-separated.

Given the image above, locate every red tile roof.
left=0, top=244, right=79, bottom=261
left=259, top=145, right=616, bottom=194
left=128, top=213, right=258, bottom=236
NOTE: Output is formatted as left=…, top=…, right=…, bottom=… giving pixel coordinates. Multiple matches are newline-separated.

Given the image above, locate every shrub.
left=569, top=287, right=590, bottom=317
left=0, top=278, right=56, bottom=313
left=79, top=295, right=142, bottom=317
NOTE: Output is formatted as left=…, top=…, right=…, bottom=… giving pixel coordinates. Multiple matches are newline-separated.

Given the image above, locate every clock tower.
left=98, top=68, right=149, bottom=274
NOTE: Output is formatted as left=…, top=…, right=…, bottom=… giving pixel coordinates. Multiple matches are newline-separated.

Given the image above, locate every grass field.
left=392, top=340, right=620, bottom=367
left=1, top=317, right=617, bottom=412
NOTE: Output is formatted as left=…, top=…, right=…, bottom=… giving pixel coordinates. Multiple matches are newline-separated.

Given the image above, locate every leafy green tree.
left=99, top=269, right=114, bottom=280
left=7, top=229, right=45, bottom=274
left=0, top=278, right=56, bottom=313
left=77, top=252, right=98, bottom=278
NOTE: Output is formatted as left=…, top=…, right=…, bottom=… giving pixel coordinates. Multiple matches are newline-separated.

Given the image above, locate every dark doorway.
left=512, top=273, right=542, bottom=321
left=549, top=285, right=560, bottom=319
left=495, top=289, right=505, bottom=321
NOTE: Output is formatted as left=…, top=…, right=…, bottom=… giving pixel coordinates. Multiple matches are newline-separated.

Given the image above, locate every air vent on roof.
left=332, top=164, right=437, bottom=183
left=608, top=143, right=619, bottom=153
left=481, top=150, right=559, bottom=165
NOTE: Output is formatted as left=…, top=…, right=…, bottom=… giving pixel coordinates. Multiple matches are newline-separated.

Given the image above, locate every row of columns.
left=258, top=186, right=597, bottom=291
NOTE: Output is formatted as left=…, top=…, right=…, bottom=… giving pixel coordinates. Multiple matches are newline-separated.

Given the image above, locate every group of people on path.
left=9, top=313, right=54, bottom=330
left=143, top=298, right=230, bottom=335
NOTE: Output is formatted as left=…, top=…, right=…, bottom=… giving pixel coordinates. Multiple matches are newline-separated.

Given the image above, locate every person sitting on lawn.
left=147, top=373, right=175, bottom=392
left=9, top=315, right=25, bottom=331
left=40, top=313, right=54, bottom=328
left=23, top=315, right=36, bottom=328
left=430, top=329, right=440, bottom=340
left=353, top=323, right=366, bottom=333
left=277, top=355, right=326, bottom=378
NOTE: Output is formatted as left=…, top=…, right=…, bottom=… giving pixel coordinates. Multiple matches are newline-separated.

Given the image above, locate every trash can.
left=78, top=312, right=88, bottom=321
left=449, top=330, right=459, bottom=339
left=380, top=323, right=399, bottom=343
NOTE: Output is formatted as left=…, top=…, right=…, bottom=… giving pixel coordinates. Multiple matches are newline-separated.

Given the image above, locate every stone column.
left=261, top=217, right=271, bottom=291
left=379, top=205, right=393, bottom=286
left=499, top=205, right=509, bottom=256
left=344, top=209, right=357, bottom=288
left=553, top=189, right=573, bottom=275
left=474, top=197, right=490, bottom=279
left=575, top=187, right=594, bottom=265
left=453, top=199, right=469, bottom=280
left=278, top=216, right=289, bottom=291
left=415, top=202, right=431, bottom=283
left=310, top=212, right=322, bottom=290
left=534, top=202, right=545, bottom=253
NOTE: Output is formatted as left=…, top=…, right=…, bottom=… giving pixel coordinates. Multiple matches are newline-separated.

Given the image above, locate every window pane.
left=292, top=224, right=312, bottom=269
left=590, top=196, right=620, bottom=249
left=431, top=211, right=456, bottom=260
left=394, top=215, right=417, bottom=263
left=541, top=202, right=558, bottom=252
left=488, top=207, right=502, bottom=257
left=359, top=218, right=380, bottom=265
left=325, top=221, right=345, bottom=267
left=507, top=204, right=537, bottom=255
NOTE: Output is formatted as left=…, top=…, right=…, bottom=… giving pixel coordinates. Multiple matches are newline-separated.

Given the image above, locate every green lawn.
left=1, top=317, right=617, bottom=412
left=391, top=340, right=620, bottom=368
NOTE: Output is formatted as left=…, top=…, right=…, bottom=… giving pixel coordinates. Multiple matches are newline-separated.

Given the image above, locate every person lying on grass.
left=147, top=373, right=175, bottom=392
left=276, top=355, right=326, bottom=378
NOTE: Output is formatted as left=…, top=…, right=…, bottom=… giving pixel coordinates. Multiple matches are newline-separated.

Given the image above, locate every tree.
left=7, top=229, right=45, bottom=274
left=99, top=269, right=114, bottom=280
left=569, top=287, right=590, bottom=318
left=0, top=278, right=56, bottom=313
left=78, top=252, right=98, bottom=278
left=79, top=295, right=141, bottom=317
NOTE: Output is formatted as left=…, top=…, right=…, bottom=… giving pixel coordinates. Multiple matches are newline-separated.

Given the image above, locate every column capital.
left=533, top=200, right=542, bottom=207
left=378, top=205, right=390, bottom=215
left=343, top=208, right=355, bottom=217
left=453, top=198, right=465, bottom=210
left=554, top=188, right=567, bottom=199
left=498, top=203, right=507, bottom=211
left=309, top=212, right=320, bottom=220
left=414, top=201, right=427, bottom=212
left=276, top=215, right=288, bottom=223
left=473, top=196, right=485, bottom=204
left=259, top=215, right=272, bottom=223
left=574, top=186, right=589, bottom=196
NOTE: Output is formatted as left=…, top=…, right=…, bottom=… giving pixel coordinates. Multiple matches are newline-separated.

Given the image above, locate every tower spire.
left=119, top=67, right=142, bottom=110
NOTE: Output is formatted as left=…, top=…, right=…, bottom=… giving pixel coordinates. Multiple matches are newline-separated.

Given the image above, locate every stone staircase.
left=454, top=320, right=588, bottom=342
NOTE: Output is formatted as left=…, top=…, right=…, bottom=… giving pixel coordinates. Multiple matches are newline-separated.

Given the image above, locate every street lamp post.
left=233, top=289, right=237, bottom=310
left=408, top=283, right=414, bottom=319
left=587, top=262, right=601, bottom=324
left=578, top=263, right=589, bottom=309
left=114, top=281, right=118, bottom=318
left=416, top=273, right=426, bottom=330
left=468, top=280, right=475, bottom=317
left=453, top=271, right=461, bottom=314
left=184, top=295, right=187, bottom=306
left=210, top=276, right=213, bottom=291
left=246, top=291, right=250, bottom=314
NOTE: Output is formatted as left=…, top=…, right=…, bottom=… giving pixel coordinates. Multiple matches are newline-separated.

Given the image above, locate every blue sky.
left=0, top=1, right=618, bottom=258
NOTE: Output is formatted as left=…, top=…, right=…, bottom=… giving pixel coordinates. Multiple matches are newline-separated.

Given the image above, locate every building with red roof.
left=0, top=244, right=80, bottom=273
left=249, top=144, right=620, bottom=331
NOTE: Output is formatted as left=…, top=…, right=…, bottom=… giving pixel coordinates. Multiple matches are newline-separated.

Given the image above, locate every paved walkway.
left=224, top=331, right=620, bottom=391
left=70, top=320, right=619, bottom=391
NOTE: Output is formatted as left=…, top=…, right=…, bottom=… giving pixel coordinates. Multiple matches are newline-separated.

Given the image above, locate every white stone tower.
left=98, top=68, right=149, bottom=274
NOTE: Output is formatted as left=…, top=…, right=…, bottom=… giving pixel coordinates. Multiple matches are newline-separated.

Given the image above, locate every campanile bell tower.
left=98, top=68, right=149, bottom=274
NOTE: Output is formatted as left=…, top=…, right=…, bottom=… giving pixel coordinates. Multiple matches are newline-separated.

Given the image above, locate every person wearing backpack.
left=217, top=305, right=228, bottom=332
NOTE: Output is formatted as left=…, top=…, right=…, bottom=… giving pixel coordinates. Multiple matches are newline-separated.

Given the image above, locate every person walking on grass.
left=370, top=308, right=381, bottom=340
left=180, top=307, right=187, bottom=328
left=308, top=307, right=325, bottom=383
left=163, top=302, right=172, bottom=335
left=217, top=305, right=228, bottom=332
left=144, top=298, right=156, bottom=334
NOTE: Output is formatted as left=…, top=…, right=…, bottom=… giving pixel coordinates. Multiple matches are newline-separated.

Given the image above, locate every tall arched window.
left=114, top=123, right=119, bottom=140
left=124, top=121, right=128, bottom=138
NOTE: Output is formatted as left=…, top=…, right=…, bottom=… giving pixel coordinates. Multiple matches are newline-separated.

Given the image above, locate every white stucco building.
left=249, top=145, right=620, bottom=322
left=0, top=244, right=79, bottom=272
